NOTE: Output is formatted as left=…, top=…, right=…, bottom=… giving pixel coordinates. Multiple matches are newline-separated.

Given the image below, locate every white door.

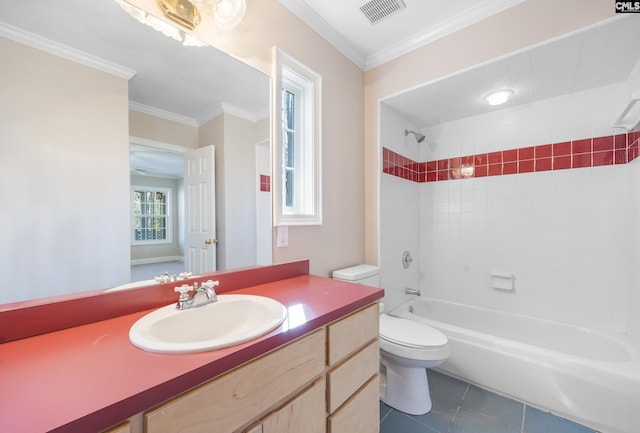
left=184, top=145, right=217, bottom=273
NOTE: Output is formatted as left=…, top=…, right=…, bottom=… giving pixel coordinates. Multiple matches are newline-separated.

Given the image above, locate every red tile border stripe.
left=382, top=131, right=638, bottom=183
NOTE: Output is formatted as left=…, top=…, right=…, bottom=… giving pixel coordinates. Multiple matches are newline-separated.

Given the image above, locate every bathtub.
left=393, top=297, right=640, bottom=433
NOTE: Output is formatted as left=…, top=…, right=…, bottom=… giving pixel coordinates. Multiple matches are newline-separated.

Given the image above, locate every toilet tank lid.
left=332, top=264, right=379, bottom=281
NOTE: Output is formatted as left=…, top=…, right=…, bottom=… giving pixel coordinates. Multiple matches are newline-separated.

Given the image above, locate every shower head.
left=405, top=129, right=425, bottom=143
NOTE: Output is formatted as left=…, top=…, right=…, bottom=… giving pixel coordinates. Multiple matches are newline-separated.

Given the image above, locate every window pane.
left=285, top=131, right=295, bottom=168
left=284, top=90, right=295, bottom=130
left=285, top=169, right=294, bottom=207
left=132, top=188, right=170, bottom=243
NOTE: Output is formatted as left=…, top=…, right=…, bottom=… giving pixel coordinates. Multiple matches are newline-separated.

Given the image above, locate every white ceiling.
left=278, top=0, right=525, bottom=70
left=277, top=2, right=640, bottom=130
left=383, top=15, right=640, bottom=129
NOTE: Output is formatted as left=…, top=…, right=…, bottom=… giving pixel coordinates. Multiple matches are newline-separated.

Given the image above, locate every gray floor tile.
left=458, top=385, right=524, bottom=429
left=381, top=409, right=442, bottom=433
left=524, top=407, right=597, bottom=433
left=380, top=372, right=597, bottom=433
left=411, top=390, right=460, bottom=433
left=450, top=411, right=522, bottom=433
left=429, top=370, right=469, bottom=403
left=380, top=401, right=393, bottom=423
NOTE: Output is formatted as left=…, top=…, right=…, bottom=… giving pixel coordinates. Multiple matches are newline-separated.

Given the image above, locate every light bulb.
left=213, top=0, right=246, bottom=29
left=484, top=89, right=514, bottom=106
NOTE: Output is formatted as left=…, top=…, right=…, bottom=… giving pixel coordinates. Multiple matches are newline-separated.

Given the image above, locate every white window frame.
left=272, top=48, right=322, bottom=226
left=131, top=185, right=173, bottom=245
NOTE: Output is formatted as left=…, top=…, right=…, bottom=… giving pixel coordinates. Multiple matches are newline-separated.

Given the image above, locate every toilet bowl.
left=379, top=313, right=449, bottom=415
left=332, top=264, right=450, bottom=416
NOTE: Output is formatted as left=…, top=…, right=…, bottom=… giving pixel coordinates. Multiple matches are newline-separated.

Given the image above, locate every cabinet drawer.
left=262, top=378, right=325, bottom=433
left=327, top=375, right=380, bottom=433
left=102, top=421, right=131, bottom=433
left=327, top=303, right=379, bottom=366
left=327, top=340, right=379, bottom=413
left=145, top=329, right=325, bottom=433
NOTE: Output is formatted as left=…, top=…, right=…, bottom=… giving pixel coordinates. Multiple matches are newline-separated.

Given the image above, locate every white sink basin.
left=129, top=294, right=287, bottom=354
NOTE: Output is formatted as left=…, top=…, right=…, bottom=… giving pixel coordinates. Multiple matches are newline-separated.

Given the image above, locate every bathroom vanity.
left=0, top=260, right=383, bottom=433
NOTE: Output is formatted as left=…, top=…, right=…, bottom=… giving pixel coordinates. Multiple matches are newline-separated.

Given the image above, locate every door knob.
left=204, top=239, right=218, bottom=245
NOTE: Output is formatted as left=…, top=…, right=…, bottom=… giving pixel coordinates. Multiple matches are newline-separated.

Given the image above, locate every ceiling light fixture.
left=115, top=0, right=246, bottom=46
left=483, top=89, right=514, bottom=106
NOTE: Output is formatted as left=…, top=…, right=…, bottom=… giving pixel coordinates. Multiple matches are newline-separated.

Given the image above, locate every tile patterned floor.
left=379, top=371, right=599, bottom=433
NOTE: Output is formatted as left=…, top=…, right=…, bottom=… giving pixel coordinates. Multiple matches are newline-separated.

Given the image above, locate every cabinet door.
left=327, top=340, right=379, bottom=413
left=327, top=304, right=378, bottom=366
left=328, top=375, right=379, bottom=433
left=262, top=378, right=325, bottom=433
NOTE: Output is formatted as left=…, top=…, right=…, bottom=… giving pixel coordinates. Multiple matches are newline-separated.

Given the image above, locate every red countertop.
left=0, top=270, right=383, bottom=433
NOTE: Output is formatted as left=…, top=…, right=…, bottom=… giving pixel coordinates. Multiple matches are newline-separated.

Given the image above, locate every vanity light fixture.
left=159, top=0, right=246, bottom=30
left=483, top=89, right=514, bottom=106
left=158, top=0, right=201, bottom=31
left=115, top=0, right=246, bottom=46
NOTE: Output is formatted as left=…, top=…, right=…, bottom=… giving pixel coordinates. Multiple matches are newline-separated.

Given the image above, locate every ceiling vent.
left=359, top=0, right=406, bottom=25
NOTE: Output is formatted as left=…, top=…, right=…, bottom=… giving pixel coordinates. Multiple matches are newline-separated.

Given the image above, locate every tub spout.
left=405, top=287, right=421, bottom=296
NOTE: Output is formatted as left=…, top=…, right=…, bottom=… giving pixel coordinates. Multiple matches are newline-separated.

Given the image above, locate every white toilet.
left=332, top=264, right=450, bottom=415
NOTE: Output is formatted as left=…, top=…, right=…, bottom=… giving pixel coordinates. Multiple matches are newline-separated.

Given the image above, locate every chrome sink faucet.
left=174, top=280, right=219, bottom=310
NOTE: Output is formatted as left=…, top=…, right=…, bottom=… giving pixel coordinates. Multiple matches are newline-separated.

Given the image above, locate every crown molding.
left=364, top=0, right=526, bottom=70
left=198, top=103, right=268, bottom=125
left=277, top=0, right=524, bottom=72
left=277, top=0, right=367, bottom=70
left=129, top=101, right=199, bottom=127
left=0, top=20, right=136, bottom=79
left=130, top=101, right=266, bottom=128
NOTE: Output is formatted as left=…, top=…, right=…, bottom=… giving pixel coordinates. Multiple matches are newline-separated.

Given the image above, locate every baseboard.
left=131, top=256, right=184, bottom=266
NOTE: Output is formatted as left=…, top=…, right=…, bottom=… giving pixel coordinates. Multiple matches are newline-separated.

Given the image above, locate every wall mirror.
left=0, top=0, right=270, bottom=304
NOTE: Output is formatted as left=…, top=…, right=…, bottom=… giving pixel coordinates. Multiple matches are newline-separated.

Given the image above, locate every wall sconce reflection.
left=460, top=165, right=474, bottom=178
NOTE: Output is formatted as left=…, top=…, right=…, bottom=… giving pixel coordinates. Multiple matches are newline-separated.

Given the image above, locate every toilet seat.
left=379, top=314, right=449, bottom=362
left=380, top=314, right=447, bottom=348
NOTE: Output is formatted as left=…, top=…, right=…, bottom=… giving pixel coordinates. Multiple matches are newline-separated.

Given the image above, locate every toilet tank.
left=332, top=264, right=380, bottom=287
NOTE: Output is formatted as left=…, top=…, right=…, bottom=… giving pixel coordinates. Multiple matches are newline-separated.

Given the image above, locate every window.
left=131, top=186, right=172, bottom=244
left=273, top=48, right=322, bottom=226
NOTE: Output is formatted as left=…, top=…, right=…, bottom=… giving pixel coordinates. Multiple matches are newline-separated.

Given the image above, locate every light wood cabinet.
left=326, top=304, right=380, bottom=433
left=261, top=378, right=325, bottom=433
left=102, top=421, right=131, bottom=433
left=140, top=303, right=379, bottom=433
left=327, top=303, right=379, bottom=366
left=327, top=340, right=379, bottom=413
left=328, top=375, right=380, bottom=433
left=146, top=329, right=325, bottom=433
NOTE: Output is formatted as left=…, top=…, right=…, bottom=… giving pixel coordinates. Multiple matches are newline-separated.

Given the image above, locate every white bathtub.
left=393, top=297, right=640, bottom=433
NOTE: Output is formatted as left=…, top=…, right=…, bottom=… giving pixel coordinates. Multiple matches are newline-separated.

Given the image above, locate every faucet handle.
left=174, top=284, right=193, bottom=297
left=202, top=280, right=219, bottom=289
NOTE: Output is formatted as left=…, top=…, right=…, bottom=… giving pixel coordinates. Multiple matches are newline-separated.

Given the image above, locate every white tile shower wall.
left=419, top=82, right=636, bottom=334
left=380, top=104, right=421, bottom=312
left=629, top=157, right=640, bottom=336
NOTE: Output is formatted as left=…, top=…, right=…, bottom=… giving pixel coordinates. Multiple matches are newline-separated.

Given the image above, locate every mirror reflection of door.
left=184, top=145, right=217, bottom=274
left=129, top=141, right=188, bottom=281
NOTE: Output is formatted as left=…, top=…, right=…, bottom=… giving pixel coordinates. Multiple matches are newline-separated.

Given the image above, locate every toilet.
left=332, top=264, right=449, bottom=415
